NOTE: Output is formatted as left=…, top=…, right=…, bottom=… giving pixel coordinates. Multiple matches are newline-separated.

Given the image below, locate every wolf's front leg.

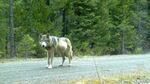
left=47, top=53, right=52, bottom=68
left=49, top=51, right=54, bottom=68
left=47, top=49, right=53, bottom=69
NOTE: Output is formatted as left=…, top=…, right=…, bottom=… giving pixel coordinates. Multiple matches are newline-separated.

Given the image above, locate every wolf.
left=39, top=34, right=73, bottom=68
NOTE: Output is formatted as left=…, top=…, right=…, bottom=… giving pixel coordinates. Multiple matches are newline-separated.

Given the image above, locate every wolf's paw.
left=48, top=65, right=52, bottom=69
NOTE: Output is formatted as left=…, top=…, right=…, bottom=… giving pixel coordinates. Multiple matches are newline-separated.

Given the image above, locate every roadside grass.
left=0, top=57, right=47, bottom=63
left=71, top=70, right=150, bottom=84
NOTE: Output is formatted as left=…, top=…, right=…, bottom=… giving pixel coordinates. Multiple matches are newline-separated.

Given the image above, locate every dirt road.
left=0, top=54, right=150, bottom=84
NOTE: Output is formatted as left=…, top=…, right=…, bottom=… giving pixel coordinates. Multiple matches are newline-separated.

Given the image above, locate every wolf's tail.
left=65, top=38, right=73, bottom=59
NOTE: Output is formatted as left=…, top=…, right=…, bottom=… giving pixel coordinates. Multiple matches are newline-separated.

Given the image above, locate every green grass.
left=0, top=57, right=47, bottom=63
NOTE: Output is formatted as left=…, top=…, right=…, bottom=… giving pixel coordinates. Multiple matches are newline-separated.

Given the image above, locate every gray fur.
left=39, top=34, right=73, bottom=68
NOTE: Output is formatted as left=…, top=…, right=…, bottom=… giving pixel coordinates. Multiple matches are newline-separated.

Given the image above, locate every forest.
left=0, top=0, right=150, bottom=58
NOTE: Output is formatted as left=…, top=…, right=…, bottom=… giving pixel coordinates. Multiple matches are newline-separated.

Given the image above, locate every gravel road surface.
left=0, top=54, right=150, bottom=84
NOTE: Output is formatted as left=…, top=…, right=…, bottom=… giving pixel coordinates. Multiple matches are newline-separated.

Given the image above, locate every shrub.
left=17, top=34, right=36, bottom=58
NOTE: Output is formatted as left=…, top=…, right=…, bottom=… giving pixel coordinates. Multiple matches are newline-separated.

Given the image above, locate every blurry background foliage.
left=0, top=0, right=150, bottom=58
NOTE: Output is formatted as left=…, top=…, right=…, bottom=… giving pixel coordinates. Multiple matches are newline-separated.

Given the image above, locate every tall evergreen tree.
left=0, top=0, right=9, bottom=57
left=69, top=0, right=100, bottom=54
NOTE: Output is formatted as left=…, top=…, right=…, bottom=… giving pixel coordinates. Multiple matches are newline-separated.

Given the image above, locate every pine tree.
left=69, top=0, right=100, bottom=54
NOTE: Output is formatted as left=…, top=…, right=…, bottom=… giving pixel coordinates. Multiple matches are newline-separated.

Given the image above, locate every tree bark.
left=9, top=0, right=16, bottom=57
left=62, top=9, right=67, bottom=37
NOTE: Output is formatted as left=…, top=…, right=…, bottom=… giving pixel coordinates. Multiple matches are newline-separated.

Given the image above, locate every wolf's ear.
left=39, top=33, right=42, bottom=39
left=46, top=33, right=49, bottom=38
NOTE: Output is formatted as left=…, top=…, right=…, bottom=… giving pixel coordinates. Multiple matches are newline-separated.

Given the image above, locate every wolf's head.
left=39, top=34, right=49, bottom=48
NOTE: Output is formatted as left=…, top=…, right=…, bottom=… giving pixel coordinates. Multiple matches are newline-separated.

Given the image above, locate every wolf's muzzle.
left=40, top=42, right=47, bottom=48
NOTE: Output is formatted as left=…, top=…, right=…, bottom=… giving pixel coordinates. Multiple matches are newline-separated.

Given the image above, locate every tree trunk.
left=62, top=9, right=67, bottom=37
left=9, top=0, right=16, bottom=57
left=121, top=30, right=125, bottom=54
